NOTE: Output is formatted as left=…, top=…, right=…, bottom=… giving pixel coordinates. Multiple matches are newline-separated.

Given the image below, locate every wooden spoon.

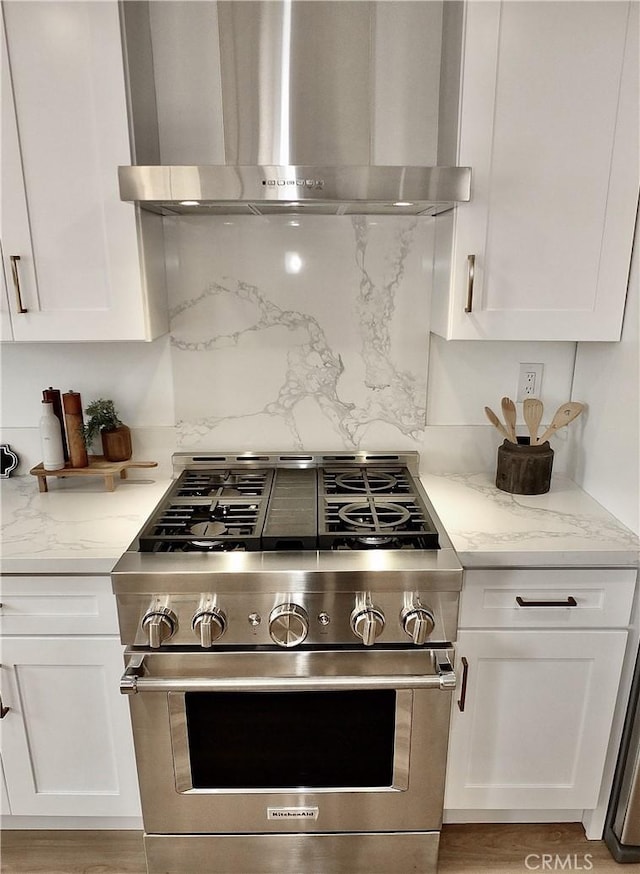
left=536, top=402, right=585, bottom=445
left=501, top=397, right=518, bottom=443
left=523, top=398, right=543, bottom=444
left=484, top=406, right=512, bottom=442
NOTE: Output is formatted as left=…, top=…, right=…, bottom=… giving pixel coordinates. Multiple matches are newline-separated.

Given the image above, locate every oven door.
left=121, top=648, right=456, bottom=835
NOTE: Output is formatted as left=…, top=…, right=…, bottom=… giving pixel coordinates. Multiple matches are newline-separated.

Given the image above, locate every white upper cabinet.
left=0, top=1, right=167, bottom=342
left=432, top=1, right=639, bottom=341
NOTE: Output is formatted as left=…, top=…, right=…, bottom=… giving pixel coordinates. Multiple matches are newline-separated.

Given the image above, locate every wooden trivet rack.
left=30, top=456, right=158, bottom=492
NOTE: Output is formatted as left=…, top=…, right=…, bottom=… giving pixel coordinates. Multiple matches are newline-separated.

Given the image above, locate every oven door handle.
left=120, top=656, right=457, bottom=695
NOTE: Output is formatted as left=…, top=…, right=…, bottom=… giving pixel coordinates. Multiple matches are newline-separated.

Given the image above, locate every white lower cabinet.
left=0, top=577, right=140, bottom=819
left=445, top=569, right=635, bottom=811
left=445, top=628, right=627, bottom=810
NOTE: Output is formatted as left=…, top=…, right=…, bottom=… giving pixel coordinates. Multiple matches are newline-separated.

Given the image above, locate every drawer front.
left=0, top=576, right=118, bottom=635
left=460, top=568, right=637, bottom=629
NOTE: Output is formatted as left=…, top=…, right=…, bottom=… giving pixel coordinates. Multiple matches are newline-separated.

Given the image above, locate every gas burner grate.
left=138, top=500, right=264, bottom=552
left=319, top=496, right=440, bottom=550
left=322, top=466, right=414, bottom=497
left=175, top=469, right=271, bottom=498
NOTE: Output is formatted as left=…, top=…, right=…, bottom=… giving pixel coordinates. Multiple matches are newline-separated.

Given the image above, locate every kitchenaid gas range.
left=112, top=451, right=461, bottom=874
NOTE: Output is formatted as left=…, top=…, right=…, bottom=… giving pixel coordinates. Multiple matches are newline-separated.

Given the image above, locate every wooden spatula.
left=501, top=397, right=518, bottom=443
left=536, top=402, right=584, bottom=445
left=523, top=398, right=543, bottom=444
left=484, top=406, right=512, bottom=442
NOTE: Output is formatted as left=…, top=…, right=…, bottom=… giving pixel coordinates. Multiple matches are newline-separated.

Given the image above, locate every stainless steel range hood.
left=119, top=1, right=470, bottom=217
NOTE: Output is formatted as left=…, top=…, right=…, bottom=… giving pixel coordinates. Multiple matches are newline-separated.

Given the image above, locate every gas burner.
left=176, top=470, right=270, bottom=499
left=138, top=499, right=264, bottom=552
left=338, top=501, right=412, bottom=531
left=188, top=520, right=229, bottom=548
left=334, top=471, right=398, bottom=493
left=322, top=466, right=413, bottom=497
left=346, top=535, right=402, bottom=549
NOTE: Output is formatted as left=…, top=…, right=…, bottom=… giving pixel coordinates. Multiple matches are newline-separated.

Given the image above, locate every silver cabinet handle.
left=9, top=255, right=27, bottom=313
left=464, top=254, right=475, bottom=313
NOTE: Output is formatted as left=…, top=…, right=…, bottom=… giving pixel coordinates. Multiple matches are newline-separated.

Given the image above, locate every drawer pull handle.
left=9, top=255, right=27, bottom=313
left=457, top=657, right=469, bottom=712
left=464, top=254, right=475, bottom=313
left=0, top=693, right=9, bottom=719
left=515, top=596, right=577, bottom=608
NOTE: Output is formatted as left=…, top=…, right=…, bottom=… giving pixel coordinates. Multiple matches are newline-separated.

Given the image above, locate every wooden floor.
left=0, top=824, right=625, bottom=873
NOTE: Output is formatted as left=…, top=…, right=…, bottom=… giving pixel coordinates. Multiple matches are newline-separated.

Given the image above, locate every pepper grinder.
left=62, top=391, right=88, bottom=468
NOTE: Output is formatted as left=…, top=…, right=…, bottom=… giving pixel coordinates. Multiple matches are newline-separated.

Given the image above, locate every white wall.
left=569, top=218, right=639, bottom=534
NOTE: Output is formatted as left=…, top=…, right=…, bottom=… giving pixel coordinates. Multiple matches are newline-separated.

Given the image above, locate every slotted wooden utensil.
left=484, top=406, right=513, bottom=442
left=536, top=402, right=585, bottom=445
left=523, top=398, right=544, bottom=444
left=501, top=397, right=518, bottom=443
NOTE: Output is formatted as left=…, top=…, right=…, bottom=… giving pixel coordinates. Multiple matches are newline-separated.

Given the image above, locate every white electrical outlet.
left=517, top=363, right=543, bottom=401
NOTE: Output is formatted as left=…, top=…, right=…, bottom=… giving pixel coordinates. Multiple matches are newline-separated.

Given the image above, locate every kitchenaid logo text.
left=262, top=179, right=325, bottom=189
left=267, top=807, right=319, bottom=820
left=524, top=855, right=593, bottom=871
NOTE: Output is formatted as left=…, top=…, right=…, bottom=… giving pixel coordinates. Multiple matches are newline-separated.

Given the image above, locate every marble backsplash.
left=166, top=215, right=435, bottom=452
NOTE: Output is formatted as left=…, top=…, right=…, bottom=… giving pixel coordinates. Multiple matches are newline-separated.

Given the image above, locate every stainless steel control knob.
left=269, top=604, right=309, bottom=648
left=192, top=607, right=227, bottom=648
left=401, top=605, right=435, bottom=646
left=351, top=606, right=385, bottom=646
left=141, top=606, right=177, bottom=648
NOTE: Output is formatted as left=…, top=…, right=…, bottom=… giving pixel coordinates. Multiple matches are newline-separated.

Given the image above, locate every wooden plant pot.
left=101, top=425, right=132, bottom=462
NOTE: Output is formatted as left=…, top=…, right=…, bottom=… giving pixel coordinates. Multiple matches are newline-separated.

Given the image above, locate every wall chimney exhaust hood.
left=119, top=1, right=470, bottom=217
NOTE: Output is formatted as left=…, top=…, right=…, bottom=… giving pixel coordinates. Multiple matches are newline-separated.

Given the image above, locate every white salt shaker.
left=40, top=400, right=65, bottom=470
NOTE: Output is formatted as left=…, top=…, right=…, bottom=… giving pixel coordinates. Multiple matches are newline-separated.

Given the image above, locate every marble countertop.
left=1, top=470, right=637, bottom=575
left=0, top=472, right=172, bottom=574
left=421, top=472, right=639, bottom=568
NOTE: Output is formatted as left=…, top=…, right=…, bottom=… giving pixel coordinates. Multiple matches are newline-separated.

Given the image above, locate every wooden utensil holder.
left=495, top=439, right=554, bottom=495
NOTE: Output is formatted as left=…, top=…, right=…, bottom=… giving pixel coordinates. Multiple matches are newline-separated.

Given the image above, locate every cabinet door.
left=432, top=1, right=639, bottom=341
left=445, top=628, right=628, bottom=810
left=0, top=241, right=13, bottom=341
left=0, top=636, right=140, bottom=817
left=0, top=753, right=10, bottom=815
left=0, top=1, right=166, bottom=342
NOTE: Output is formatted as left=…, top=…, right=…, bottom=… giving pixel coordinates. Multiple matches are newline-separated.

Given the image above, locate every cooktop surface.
left=137, top=464, right=440, bottom=553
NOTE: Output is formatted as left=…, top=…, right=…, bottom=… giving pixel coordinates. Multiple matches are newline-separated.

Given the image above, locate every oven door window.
left=170, top=690, right=410, bottom=792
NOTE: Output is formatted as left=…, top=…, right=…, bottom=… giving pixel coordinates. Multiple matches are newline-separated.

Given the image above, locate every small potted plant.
left=83, top=398, right=132, bottom=462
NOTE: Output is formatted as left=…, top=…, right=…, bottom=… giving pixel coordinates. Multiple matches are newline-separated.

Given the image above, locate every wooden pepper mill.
left=62, top=391, right=88, bottom=468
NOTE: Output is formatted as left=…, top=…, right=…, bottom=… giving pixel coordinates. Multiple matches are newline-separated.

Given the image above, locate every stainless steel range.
left=112, top=451, right=462, bottom=874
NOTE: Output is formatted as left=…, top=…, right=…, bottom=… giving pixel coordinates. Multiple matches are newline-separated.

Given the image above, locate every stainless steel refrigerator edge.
left=606, top=643, right=640, bottom=862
